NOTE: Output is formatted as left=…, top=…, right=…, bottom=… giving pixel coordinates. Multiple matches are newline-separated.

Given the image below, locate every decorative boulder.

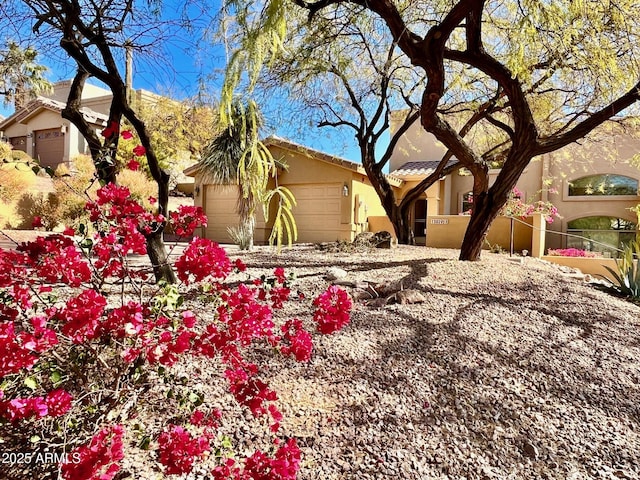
left=373, top=230, right=393, bottom=249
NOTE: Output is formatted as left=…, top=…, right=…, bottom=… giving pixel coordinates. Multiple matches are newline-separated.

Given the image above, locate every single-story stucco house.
left=184, top=136, right=402, bottom=244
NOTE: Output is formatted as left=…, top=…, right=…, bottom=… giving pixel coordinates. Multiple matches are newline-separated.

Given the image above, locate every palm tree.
left=0, top=41, right=51, bottom=108
left=197, top=101, right=262, bottom=249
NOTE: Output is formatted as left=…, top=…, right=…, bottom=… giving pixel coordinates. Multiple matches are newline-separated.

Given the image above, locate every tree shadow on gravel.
left=306, top=280, right=640, bottom=478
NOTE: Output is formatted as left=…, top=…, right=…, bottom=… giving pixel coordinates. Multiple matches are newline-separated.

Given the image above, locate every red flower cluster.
left=0, top=321, right=40, bottom=377
left=0, top=389, right=72, bottom=422
left=280, top=319, right=313, bottom=362
left=157, top=424, right=211, bottom=475
left=54, top=290, right=108, bottom=343
left=168, top=205, right=208, bottom=237
left=313, top=285, right=353, bottom=334
left=17, top=234, right=91, bottom=287
left=62, top=424, right=124, bottom=480
left=174, top=237, right=233, bottom=284
left=212, top=438, right=301, bottom=480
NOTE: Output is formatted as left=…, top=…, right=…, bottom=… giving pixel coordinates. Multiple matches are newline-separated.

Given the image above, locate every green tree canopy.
left=219, top=0, right=640, bottom=259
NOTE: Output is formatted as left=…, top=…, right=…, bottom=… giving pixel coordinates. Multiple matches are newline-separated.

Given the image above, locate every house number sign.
left=430, top=219, right=449, bottom=225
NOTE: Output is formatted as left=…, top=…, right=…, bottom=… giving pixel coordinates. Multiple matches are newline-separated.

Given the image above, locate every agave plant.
left=601, top=240, right=640, bottom=299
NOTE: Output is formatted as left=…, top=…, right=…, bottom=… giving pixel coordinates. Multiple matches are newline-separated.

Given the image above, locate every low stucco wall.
left=541, top=256, right=622, bottom=282
left=426, top=215, right=533, bottom=252
left=367, top=216, right=397, bottom=238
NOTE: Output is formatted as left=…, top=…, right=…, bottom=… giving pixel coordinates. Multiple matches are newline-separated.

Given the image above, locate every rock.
left=389, top=289, right=427, bottom=305
left=373, top=231, right=393, bottom=249
left=521, top=441, right=539, bottom=460
left=325, top=267, right=348, bottom=281
left=354, top=232, right=375, bottom=246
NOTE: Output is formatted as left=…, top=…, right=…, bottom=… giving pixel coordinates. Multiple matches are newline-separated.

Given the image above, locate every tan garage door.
left=287, top=183, right=342, bottom=243
left=35, top=129, right=64, bottom=168
left=204, top=185, right=241, bottom=243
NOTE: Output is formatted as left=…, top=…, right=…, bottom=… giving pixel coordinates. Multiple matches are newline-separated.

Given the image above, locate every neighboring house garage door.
left=204, top=185, right=241, bottom=243
left=9, top=136, right=28, bottom=153
left=35, top=129, right=64, bottom=168
left=287, top=183, right=342, bottom=243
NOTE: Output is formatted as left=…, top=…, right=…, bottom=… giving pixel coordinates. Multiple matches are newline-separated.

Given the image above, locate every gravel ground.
left=3, top=242, right=640, bottom=479
left=221, top=244, right=640, bottom=480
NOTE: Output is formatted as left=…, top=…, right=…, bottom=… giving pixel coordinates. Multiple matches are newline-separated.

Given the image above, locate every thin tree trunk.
left=146, top=231, right=177, bottom=283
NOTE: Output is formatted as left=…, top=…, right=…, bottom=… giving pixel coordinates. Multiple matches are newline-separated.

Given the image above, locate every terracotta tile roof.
left=0, top=96, right=108, bottom=129
left=263, top=136, right=404, bottom=185
left=391, top=159, right=458, bottom=177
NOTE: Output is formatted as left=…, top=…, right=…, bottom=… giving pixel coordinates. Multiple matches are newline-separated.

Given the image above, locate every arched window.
left=568, top=174, right=638, bottom=196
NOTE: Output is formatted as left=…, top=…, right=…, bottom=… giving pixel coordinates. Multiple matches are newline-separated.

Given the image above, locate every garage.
left=34, top=128, right=64, bottom=168
left=286, top=183, right=343, bottom=243
left=9, top=136, right=28, bottom=153
left=203, top=185, right=241, bottom=243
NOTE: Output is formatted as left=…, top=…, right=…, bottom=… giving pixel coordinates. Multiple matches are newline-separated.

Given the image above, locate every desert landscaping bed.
left=3, top=244, right=640, bottom=479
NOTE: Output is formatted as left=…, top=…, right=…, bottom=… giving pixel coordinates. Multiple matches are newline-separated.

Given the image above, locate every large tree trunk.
left=459, top=153, right=531, bottom=261
left=459, top=192, right=504, bottom=260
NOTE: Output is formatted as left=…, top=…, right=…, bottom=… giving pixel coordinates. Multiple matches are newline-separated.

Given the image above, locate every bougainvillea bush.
left=546, top=248, right=600, bottom=258
left=0, top=183, right=352, bottom=479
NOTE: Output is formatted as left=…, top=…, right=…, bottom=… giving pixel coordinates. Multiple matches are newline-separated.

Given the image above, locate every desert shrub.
left=0, top=141, right=11, bottom=161
left=52, top=155, right=100, bottom=229
left=14, top=192, right=61, bottom=229
left=0, top=200, right=20, bottom=228
left=227, top=223, right=253, bottom=250
left=0, top=162, right=37, bottom=203
left=0, top=185, right=352, bottom=478
left=600, top=241, right=640, bottom=300
left=117, top=167, right=156, bottom=210
left=11, top=149, right=31, bottom=162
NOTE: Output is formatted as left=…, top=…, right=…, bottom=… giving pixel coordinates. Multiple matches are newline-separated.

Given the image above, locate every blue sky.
left=1, top=2, right=365, bottom=163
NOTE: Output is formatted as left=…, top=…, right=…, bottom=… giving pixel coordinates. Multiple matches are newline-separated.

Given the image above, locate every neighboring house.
left=0, top=80, right=163, bottom=170
left=184, top=136, right=402, bottom=244
left=389, top=115, right=640, bottom=253
left=0, top=81, right=110, bottom=169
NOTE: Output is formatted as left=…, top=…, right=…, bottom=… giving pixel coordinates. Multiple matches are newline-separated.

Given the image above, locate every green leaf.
left=24, top=376, right=38, bottom=390
left=50, top=370, right=63, bottom=385
left=138, top=436, right=151, bottom=450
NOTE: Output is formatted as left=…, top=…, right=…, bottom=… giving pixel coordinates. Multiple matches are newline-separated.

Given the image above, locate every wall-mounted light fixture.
left=60, top=125, right=67, bottom=134
left=342, top=184, right=349, bottom=197
left=194, top=185, right=200, bottom=196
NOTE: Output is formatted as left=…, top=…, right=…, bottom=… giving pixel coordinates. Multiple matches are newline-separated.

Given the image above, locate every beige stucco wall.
left=543, top=132, right=640, bottom=250
left=426, top=215, right=533, bottom=252
left=47, top=80, right=111, bottom=103
left=389, top=113, right=447, bottom=172
left=541, top=256, right=623, bottom=282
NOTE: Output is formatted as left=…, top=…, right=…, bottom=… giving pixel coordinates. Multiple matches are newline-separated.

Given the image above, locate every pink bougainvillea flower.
left=132, top=145, right=146, bottom=157
left=126, top=158, right=140, bottom=171
left=62, top=226, right=75, bottom=236
left=32, top=216, right=43, bottom=228
left=121, top=130, right=133, bottom=140
left=45, top=389, right=73, bottom=417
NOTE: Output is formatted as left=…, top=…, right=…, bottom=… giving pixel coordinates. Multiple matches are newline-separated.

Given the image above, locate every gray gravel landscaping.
left=172, top=244, right=640, bottom=480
